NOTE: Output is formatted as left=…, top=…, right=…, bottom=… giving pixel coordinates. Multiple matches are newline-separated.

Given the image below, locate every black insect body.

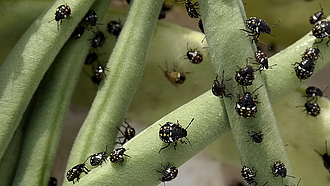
left=212, top=71, right=232, bottom=99
left=91, top=64, right=107, bottom=85
left=53, top=4, right=71, bottom=23
left=109, top=147, right=131, bottom=164
left=302, top=47, right=320, bottom=61
left=252, top=50, right=276, bottom=71
left=294, top=59, right=315, bottom=80
left=298, top=101, right=321, bottom=117
left=272, top=161, right=294, bottom=179
left=241, top=17, right=280, bottom=42
left=310, top=4, right=325, bottom=24
left=48, top=177, right=57, bottom=186
left=116, top=119, right=135, bottom=145
left=159, top=118, right=194, bottom=153
left=312, top=19, right=330, bottom=45
left=183, top=43, right=203, bottom=64
left=183, top=0, right=200, bottom=18
left=49, top=5, right=71, bottom=30
left=159, top=62, right=188, bottom=85
left=235, top=65, right=255, bottom=86
left=241, top=166, right=257, bottom=185
left=84, top=10, right=98, bottom=27
left=89, top=146, right=108, bottom=166
left=85, top=52, right=98, bottom=65
left=91, top=31, right=105, bottom=48
left=306, top=86, right=328, bottom=101
left=157, top=164, right=178, bottom=184
left=71, top=24, right=85, bottom=40
left=66, top=163, right=90, bottom=183
left=248, top=131, right=263, bottom=143
left=315, top=140, right=330, bottom=173
left=235, top=85, right=263, bottom=118
left=107, top=21, right=122, bottom=37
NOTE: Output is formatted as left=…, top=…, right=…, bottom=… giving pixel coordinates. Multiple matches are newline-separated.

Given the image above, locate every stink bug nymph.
left=71, top=24, right=85, bottom=40
left=235, top=85, right=263, bottom=118
left=181, top=43, right=203, bottom=64
left=312, top=19, right=330, bottom=45
left=305, top=86, right=328, bottom=102
left=109, top=147, right=131, bottom=164
left=240, top=17, right=280, bottom=42
left=293, top=58, right=315, bottom=80
left=116, top=119, right=135, bottom=145
left=91, top=64, right=108, bottom=85
left=235, top=65, right=255, bottom=86
left=241, top=166, right=257, bottom=185
left=296, top=101, right=321, bottom=117
left=302, top=47, right=320, bottom=61
left=84, top=10, right=98, bottom=27
left=91, top=31, right=105, bottom=48
left=49, top=4, right=71, bottom=30
left=271, top=161, right=295, bottom=179
left=180, top=0, right=200, bottom=18
left=251, top=50, right=276, bottom=71
left=212, top=70, right=232, bottom=99
left=107, top=20, right=122, bottom=37
left=157, top=164, right=178, bottom=185
left=159, top=61, right=188, bottom=85
left=315, top=140, right=330, bottom=173
left=89, top=146, right=108, bottom=166
left=66, top=160, right=90, bottom=183
left=159, top=118, right=194, bottom=153
left=248, top=130, right=263, bottom=143
left=310, top=3, right=325, bottom=24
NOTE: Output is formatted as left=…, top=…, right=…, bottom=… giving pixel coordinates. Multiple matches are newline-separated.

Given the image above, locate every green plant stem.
left=64, top=0, right=164, bottom=184
left=9, top=1, right=113, bottom=185
left=199, top=0, right=295, bottom=185
left=0, top=116, right=25, bottom=186
left=0, top=0, right=96, bottom=161
left=71, top=5, right=330, bottom=185
left=78, top=91, right=230, bottom=185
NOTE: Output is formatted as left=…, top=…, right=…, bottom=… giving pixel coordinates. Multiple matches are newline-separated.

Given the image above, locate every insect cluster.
left=66, top=120, right=135, bottom=183
left=298, top=4, right=330, bottom=82
left=240, top=161, right=295, bottom=186
left=47, top=2, right=329, bottom=186
left=295, top=85, right=327, bottom=118
left=49, top=5, right=126, bottom=86
left=235, top=5, right=330, bottom=185
left=157, top=118, right=194, bottom=184
left=311, top=3, right=330, bottom=46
